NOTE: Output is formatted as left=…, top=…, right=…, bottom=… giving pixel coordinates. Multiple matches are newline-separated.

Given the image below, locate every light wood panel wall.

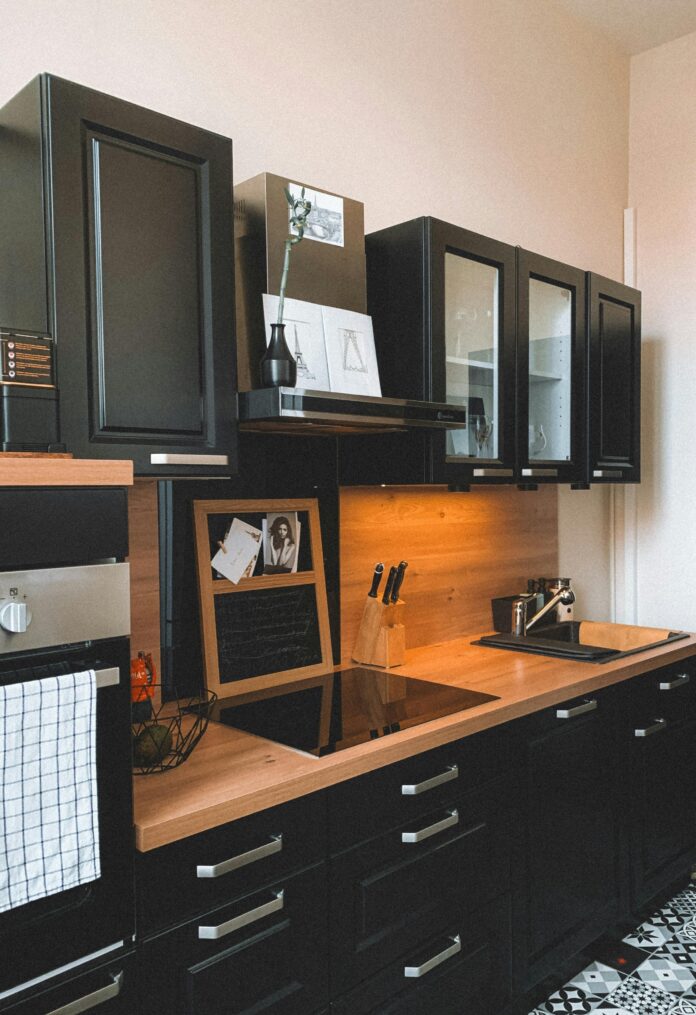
left=127, top=479, right=161, bottom=681
left=340, top=486, right=558, bottom=665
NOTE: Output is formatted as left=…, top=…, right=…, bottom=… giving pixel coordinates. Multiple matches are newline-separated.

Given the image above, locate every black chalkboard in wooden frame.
left=193, top=498, right=333, bottom=697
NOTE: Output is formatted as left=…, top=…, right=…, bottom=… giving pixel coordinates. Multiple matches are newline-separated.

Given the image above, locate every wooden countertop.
left=132, top=632, right=696, bottom=850
left=0, top=455, right=133, bottom=486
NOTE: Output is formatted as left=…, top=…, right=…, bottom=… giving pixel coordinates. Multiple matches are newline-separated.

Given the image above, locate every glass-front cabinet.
left=432, top=220, right=517, bottom=484
left=516, top=250, right=586, bottom=485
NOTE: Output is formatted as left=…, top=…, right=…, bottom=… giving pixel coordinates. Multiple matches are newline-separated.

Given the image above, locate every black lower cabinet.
left=629, top=671, right=696, bottom=908
left=3, top=952, right=136, bottom=1014
left=521, top=690, right=622, bottom=986
left=331, top=894, right=513, bottom=1015
left=136, top=864, right=328, bottom=1015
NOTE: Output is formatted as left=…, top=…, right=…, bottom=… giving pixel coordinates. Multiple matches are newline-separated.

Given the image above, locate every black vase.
left=260, top=323, right=297, bottom=388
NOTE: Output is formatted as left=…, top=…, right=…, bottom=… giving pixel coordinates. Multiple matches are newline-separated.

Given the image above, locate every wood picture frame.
left=193, top=498, right=333, bottom=698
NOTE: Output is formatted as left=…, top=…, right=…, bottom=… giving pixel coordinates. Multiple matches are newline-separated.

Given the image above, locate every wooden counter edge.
left=133, top=633, right=696, bottom=851
left=0, top=458, right=133, bottom=486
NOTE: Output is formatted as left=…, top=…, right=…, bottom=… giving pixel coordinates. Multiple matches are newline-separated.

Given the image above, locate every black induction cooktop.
left=207, top=667, right=499, bottom=758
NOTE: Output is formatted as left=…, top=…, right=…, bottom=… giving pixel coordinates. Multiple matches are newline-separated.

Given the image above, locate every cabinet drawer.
left=329, top=779, right=514, bottom=993
left=137, top=792, right=326, bottom=936
left=630, top=657, right=696, bottom=724
left=136, top=864, right=328, bottom=1015
left=3, top=952, right=136, bottom=1015
left=328, top=726, right=511, bottom=852
left=331, top=894, right=512, bottom=1015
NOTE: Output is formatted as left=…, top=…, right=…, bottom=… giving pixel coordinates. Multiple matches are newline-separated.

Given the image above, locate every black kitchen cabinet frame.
left=516, top=249, right=587, bottom=485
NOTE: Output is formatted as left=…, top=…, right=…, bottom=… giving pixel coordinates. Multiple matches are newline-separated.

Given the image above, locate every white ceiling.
left=553, top=0, right=696, bottom=55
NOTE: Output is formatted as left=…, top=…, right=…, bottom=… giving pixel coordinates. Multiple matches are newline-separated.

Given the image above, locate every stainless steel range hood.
left=238, top=388, right=467, bottom=435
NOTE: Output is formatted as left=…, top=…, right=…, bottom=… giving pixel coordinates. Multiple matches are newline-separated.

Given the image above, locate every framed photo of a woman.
left=263, top=512, right=300, bottom=574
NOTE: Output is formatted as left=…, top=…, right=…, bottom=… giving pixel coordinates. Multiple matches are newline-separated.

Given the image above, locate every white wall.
left=629, top=31, right=696, bottom=629
left=1, top=0, right=628, bottom=617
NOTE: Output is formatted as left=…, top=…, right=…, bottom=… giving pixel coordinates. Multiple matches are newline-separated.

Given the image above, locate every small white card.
left=287, top=182, right=344, bottom=246
left=262, top=295, right=331, bottom=391
left=321, top=306, right=381, bottom=397
left=211, top=518, right=262, bottom=584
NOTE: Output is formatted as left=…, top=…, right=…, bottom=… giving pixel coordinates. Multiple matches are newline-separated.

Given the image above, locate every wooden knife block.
left=352, top=598, right=406, bottom=668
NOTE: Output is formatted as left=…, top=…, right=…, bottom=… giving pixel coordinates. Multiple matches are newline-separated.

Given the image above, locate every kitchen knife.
left=382, top=565, right=398, bottom=605
left=368, top=563, right=385, bottom=598
left=391, top=561, right=408, bottom=603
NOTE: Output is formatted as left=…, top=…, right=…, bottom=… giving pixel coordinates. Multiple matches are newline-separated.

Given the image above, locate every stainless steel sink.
left=476, top=621, right=689, bottom=662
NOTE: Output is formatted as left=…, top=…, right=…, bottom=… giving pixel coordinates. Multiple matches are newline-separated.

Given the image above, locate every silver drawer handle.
left=593, top=469, right=623, bottom=478
left=472, top=468, right=514, bottom=477
left=556, top=698, right=598, bottom=719
left=659, top=673, right=690, bottom=691
left=95, top=667, right=120, bottom=689
left=198, top=889, right=284, bottom=940
left=47, top=971, right=123, bottom=1015
left=402, top=809, right=459, bottom=844
left=402, top=764, right=458, bottom=796
left=150, top=453, right=229, bottom=466
left=522, top=468, right=558, bottom=477
left=635, top=718, right=668, bottom=737
left=197, top=834, right=282, bottom=878
left=404, top=935, right=461, bottom=978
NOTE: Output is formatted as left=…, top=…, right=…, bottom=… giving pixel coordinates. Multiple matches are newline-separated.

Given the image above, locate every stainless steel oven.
left=0, top=488, right=134, bottom=1006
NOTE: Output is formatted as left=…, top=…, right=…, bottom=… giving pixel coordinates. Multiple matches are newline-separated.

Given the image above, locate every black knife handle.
left=382, top=566, right=398, bottom=605
left=391, top=561, right=408, bottom=603
left=369, top=563, right=384, bottom=598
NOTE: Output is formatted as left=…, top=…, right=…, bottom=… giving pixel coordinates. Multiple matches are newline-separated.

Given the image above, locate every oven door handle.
left=95, top=667, right=120, bottom=689
left=47, top=970, right=123, bottom=1014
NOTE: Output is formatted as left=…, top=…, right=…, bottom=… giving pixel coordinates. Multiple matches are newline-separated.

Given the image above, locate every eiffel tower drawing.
left=291, top=323, right=315, bottom=381
left=342, top=329, right=368, bottom=373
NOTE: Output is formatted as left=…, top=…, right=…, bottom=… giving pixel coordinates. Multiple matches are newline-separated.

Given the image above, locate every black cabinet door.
left=587, top=273, right=641, bottom=484
left=523, top=695, right=620, bottom=985
left=516, top=250, right=586, bottom=484
left=3, top=952, right=136, bottom=1015
left=46, top=75, right=236, bottom=475
left=630, top=714, right=696, bottom=909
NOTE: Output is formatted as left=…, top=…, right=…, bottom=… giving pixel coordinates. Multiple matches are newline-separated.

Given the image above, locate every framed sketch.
left=287, top=182, right=344, bottom=247
left=262, top=295, right=330, bottom=390
left=321, top=306, right=382, bottom=397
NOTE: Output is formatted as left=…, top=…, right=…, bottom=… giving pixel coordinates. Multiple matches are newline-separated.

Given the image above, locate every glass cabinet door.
left=517, top=250, right=586, bottom=484
left=444, top=252, right=500, bottom=461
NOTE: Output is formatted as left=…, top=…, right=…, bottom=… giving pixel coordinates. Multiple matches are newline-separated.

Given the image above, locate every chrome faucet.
left=512, top=584, right=576, bottom=637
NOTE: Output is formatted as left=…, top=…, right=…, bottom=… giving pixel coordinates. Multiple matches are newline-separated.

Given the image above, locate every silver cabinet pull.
left=150, top=453, right=229, bottom=466
left=556, top=698, right=598, bottom=719
left=472, top=468, right=514, bottom=477
left=659, top=673, right=691, bottom=691
left=401, top=763, right=458, bottom=796
left=47, top=971, right=123, bottom=1015
left=198, top=889, right=284, bottom=940
left=401, top=809, right=459, bottom=844
left=522, top=468, right=558, bottom=477
left=635, top=718, right=668, bottom=737
left=197, top=834, right=282, bottom=878
left=94, top=667, right=120, bottom=689
left=593, top=469, right=623, bottom=478
left=404, top=935, right=461, bottom=978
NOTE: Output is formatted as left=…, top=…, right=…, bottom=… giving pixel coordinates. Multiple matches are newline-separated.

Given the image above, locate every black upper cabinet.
left=587, top=274, right=641, bottom=484
left=364, top=217, right=517, bottom=486
left=0, top=75, right=236, bottom=475
left=516, top=250, right=586, bottom=485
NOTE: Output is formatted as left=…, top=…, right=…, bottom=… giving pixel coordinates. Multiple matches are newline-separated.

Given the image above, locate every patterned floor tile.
left=653, top=938, right=696, bottom=968
left=623, top=921, right=674, bottom=949
left=673, top=919, right=696, bottom=943
left=566, top=962, right=625, bottom=997
left=651, top=906, right=696, bottom=930
left=538, top=986, right=600, bottom=1013
left=672, top=1000, right=696, bottom=1015
left=634, top=954, right=696, bottom=994
left=596, top=975, right=675, bottom=1013
left=671, top=890, right=696, bottom=915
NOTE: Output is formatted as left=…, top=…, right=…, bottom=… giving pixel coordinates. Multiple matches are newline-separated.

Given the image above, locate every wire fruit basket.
left=131, top=686, right=217, bottom=775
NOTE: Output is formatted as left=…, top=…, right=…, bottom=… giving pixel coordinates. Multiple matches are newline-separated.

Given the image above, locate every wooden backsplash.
left=340, top=486, right=558, bottom=664
left=127, top=480, right=558, bottom=676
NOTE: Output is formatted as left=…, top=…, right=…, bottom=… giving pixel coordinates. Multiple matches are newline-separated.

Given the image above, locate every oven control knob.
left=0, top=600, right=32, bottom=633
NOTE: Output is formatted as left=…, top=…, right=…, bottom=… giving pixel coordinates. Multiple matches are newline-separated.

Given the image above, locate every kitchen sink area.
left=477, top=620, right=689, bottom=661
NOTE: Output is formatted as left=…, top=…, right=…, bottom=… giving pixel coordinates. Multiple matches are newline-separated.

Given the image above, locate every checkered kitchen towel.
left=0, top=671, right=101, bottom=913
